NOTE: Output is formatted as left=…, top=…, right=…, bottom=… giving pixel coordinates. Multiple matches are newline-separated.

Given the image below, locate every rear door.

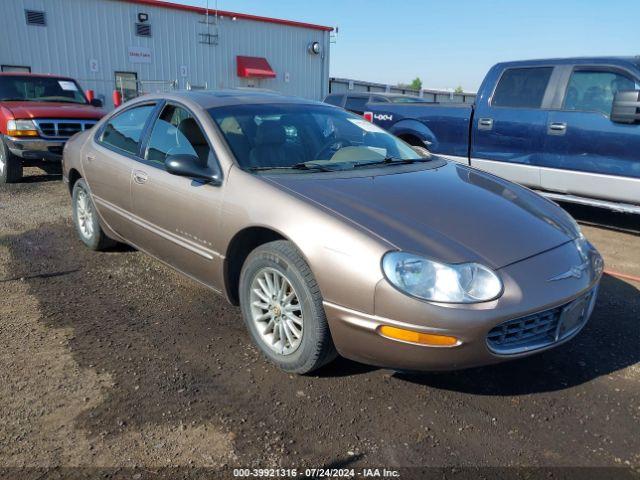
left=542, top=65, right=640, bottom=205
left=471, top=66, right=556, bottom=188
left=127, top=102, right=225, bottom=289
left=86, top=102, right=157, bottom=238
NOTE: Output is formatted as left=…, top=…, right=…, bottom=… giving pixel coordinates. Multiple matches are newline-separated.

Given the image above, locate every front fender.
left=388, top=119, right=437, bottom=149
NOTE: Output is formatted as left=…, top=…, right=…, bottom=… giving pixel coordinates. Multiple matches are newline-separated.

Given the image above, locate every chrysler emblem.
left=547, top=262, right=589, bottom=282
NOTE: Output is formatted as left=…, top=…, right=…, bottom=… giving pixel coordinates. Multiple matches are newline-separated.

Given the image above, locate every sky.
left=165, top=0, right=640, bottom=92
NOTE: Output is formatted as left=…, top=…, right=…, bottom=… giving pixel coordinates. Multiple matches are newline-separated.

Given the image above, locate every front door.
left=127, top=103, right=225, bottom=289
left=85, top=103, right=157, bottom=238
left=471, top=66, right=556, bottom=189
left=541, top=66, right=640, bottom=205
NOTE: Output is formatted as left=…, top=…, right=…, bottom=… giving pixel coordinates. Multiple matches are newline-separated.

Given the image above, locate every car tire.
left=0, top=136, right=23, bottom=184
left=72, top=178, right=116, bottom=251
left=239, top=240, right=337, bottom=374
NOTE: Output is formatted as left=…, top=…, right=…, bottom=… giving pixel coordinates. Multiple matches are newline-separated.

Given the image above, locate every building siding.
left=1, top=0, right=330, bottom=107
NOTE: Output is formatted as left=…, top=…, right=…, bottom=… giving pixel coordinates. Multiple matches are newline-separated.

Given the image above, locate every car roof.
left=0, top=72, right=77, bottom=80
left=329, top=92, right=420, bottom=99
left=140, top=89, right=327, bottom=109
left=495, top=56, right=640, bottom=69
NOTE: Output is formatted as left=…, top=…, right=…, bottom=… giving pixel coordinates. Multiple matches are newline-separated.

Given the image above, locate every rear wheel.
left=0, top=136, right=23, bottom=184
left=72, top=178, right=116, bottom=251
left=239, top=240, right=337, bottom=374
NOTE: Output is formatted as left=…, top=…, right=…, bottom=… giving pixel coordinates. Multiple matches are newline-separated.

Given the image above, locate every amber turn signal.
left=378, top=325, right=460, bottom=347
left=7, top=129, right=39, bottom=137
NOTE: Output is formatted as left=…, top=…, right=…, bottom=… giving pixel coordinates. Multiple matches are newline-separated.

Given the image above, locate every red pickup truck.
left=0, top=73, right=106, bottom=183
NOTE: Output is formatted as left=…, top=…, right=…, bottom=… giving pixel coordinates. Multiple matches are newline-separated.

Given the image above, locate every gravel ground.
left=0, top=169, right=639, bottom=478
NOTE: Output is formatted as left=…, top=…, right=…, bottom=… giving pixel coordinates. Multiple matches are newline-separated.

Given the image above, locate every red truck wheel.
left=0, top=136, right=22, bottom=184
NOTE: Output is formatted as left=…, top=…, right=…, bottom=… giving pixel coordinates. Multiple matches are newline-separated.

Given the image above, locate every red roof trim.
left=237, top=56, right=276, bottom=79
left=118, top=0, right=333, bottom=31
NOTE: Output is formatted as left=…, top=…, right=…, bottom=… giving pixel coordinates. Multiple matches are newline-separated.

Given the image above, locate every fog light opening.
left=378, top=325, right=460, bottom=347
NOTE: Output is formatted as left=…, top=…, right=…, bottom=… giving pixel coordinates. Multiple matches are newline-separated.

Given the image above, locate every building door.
left=541, top=66, right=640, bottom=205
left=115, top=71, right=139, bottom=102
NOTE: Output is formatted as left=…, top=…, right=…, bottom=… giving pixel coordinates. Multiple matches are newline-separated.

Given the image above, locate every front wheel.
left=239, top=240, right=337, bottom=374
left=72, top=178, right=116, bottom=251
left=0, top=136, right=23, bottom=184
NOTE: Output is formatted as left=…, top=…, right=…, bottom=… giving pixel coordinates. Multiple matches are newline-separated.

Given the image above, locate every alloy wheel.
left=0, top=144, right=5, bottom=175
left=249, top=267, right=304, bottom=356
left=76, top=188, right=95, bottom=239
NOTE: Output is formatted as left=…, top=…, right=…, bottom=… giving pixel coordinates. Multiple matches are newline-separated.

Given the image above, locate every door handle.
left=86, top=155, right=95, bottom=162
left=478, top=118, right=493, bottom=130
left=548, top=122, right=567, bottom=135
left=132, top=170, right=148, bottom=184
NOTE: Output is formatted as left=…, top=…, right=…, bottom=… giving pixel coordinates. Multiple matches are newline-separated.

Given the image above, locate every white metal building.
left=0, top=0, right=333, bottom=108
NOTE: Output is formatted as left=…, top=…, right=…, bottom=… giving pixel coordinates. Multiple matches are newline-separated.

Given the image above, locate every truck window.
left=324, top=94, right=344, bottom=106
left=491, top=67, right=553, bottom=108
left=344, top=96, right=369, bottom=114
left=563, top=70, right=638, bottom=116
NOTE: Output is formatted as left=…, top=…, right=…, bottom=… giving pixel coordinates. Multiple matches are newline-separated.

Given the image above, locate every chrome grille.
left=33, top=119, right=97, bottom=139
left=487, top=289, right=596, bottom=355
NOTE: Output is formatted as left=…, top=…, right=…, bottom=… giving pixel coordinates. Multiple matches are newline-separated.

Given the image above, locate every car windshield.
left=209, top=103, right=426, bottom=172
left=0, top=76, right=88, bottom=104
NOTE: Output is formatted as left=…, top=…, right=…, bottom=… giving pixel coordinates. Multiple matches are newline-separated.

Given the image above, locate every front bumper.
left=5, top=136, right=66, bottom=161
left=325, top=240, right=602, bottom=371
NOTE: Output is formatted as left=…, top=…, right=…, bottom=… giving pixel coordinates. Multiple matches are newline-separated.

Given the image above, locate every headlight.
left=382, top=252, right=503, bottom=303
left=7, top=119, right=38, bottom=137
left=574, top=236, right=604, bottom=276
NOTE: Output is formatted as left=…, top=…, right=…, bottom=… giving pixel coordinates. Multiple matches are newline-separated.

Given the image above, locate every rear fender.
left=388, top=119, right=438, bottom=150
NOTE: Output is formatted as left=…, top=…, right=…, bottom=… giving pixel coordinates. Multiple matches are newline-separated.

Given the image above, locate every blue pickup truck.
left=327, top=57, right=640, bottom=214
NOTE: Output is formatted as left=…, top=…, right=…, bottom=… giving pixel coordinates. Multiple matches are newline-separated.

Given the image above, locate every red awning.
left=237, top=56, right=276, bottom=79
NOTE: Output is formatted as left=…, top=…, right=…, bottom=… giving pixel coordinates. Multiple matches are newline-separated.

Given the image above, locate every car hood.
left=266, top=161, right=577, bottom=269
left=1, top=101, right=105, bottom=120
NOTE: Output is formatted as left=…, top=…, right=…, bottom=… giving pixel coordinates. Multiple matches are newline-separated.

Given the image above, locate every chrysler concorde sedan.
left=62, top=90, right=603, bottom=374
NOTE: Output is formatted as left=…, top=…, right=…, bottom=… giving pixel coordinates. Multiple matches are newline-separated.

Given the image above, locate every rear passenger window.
left=344, top=96, right=369, bottom=114
left=145, top=105, right=211, bottom=167
left=100, top=104, right=155, bottom=155
left=324, top=94, right=344, bottom=106
left=492, top=67, right=553, bottom=108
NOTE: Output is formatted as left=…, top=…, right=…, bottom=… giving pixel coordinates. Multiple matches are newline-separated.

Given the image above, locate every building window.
left=25, top=10, right=46, bottom=26
left=135, top=23, right=152, bottom=37
left=1, top=65, right=31, bottom=73
left=115, top=72, right=138, bottom=103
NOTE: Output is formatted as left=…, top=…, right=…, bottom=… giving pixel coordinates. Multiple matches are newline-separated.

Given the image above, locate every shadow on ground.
left=561, top=202, right=640, bottom=236
left=5, top=221, right=640, bottom=465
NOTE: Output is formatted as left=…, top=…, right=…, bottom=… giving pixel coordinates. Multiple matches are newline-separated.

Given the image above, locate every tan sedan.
left=62, top=91, right=603, bottom=374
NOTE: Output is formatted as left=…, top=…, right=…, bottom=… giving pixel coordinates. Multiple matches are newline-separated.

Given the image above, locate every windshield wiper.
left=352, top=156, right=431, bottom=169
left=0, top=98, right=32, bottom=102
left=247, top=162, right=335, bottom=172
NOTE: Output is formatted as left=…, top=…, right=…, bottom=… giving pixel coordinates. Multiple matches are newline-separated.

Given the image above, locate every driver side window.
left=145, top=105, right=211, bottom=167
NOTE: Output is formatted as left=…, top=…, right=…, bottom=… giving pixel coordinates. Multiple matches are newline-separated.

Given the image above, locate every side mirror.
left=90, top=98, right=104, bottom=108
left=611, top=90, right=640, bottom=124
left=165, top=154, right=222, bottom=185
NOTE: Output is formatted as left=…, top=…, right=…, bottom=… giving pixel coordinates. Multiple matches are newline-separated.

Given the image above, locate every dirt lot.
left=1, top=170, right=639, bottom=478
